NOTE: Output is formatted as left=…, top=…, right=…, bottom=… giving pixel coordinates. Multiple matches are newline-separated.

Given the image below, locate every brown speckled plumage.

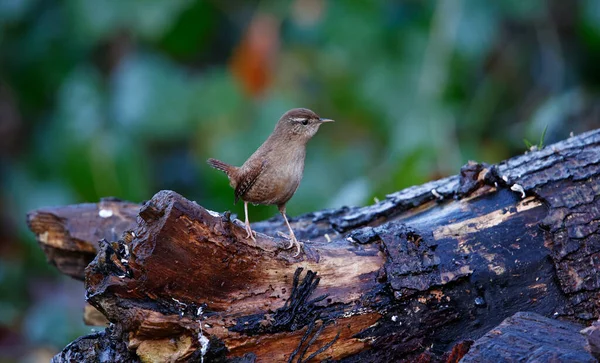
left=207, top=108, right=333, bottom=256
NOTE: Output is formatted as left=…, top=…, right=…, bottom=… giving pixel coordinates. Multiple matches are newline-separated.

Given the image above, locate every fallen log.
left=28, top=129, right=600, bottom=362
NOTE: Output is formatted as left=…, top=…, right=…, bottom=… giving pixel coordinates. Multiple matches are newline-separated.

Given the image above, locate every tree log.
left=29, top=129, right=600, bottom=362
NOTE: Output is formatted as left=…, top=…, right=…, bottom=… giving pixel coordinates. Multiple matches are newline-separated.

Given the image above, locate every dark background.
left=1, top=0, right=600, bottom=361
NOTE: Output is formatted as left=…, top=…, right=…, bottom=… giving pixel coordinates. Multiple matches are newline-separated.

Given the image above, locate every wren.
left=207, top=108, right=334, bottom=256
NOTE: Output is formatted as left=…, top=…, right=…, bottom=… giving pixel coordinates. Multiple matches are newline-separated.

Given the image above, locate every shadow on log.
left=28, top=129, right=600, bottom=362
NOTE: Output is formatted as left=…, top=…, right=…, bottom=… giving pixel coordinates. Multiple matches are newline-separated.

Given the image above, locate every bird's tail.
left=207, top=158, right=235, bottom=176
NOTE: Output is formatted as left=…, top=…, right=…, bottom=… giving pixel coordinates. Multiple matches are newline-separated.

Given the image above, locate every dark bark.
left=460, top=312, right=595, bottom=362
left=50, top=325, right=138, bottom=363
left=28, top=129, right=600, bottom=362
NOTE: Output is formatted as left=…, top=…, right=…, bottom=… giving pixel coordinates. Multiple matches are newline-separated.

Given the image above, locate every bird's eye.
left=301, top=119, right=308, bottom=125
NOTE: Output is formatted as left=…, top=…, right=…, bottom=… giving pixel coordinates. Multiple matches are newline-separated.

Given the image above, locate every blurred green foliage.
left=1, top=0, right=600, bottom=359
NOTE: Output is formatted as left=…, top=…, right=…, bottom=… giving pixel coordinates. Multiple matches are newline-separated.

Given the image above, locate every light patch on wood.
left=35, top=225, right=96, bottom=253
left=83, top=304, right=109, bottom=326
left=134, top=334, right=194, bottom=363
left=528, top=283, right=547, bottom=291
left=441, top=265, right=473, bottom=283
left=481, top=253, right=494, bottom=263
left=567, top=267, right=584, bottom=291
left=38, top=229, right=74, bottom=250
left=256, top=248, right=384, bottom=310
left=456, top=241, right=475, bottom=256
left=303, top=249, right=384, bottom=303
left=38, top=231, right=51, bottom=245
left=488, top=263, right=506, bottom=275
left=433, top=196, right=542, bottom=239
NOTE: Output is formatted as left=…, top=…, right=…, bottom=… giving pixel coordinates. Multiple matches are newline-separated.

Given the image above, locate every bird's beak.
left=318, top=118, right=334, bottom=123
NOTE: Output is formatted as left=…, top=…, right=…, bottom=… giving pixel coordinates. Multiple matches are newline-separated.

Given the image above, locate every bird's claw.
left=276, top=231, right=303, bottom=257
left=245, top=224, right=257, bottom=242
left=291, top=240, right=303, bottom=257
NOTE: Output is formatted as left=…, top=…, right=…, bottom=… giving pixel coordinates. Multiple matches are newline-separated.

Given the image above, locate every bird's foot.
left=245, top=223, right=257, bottom=242
left=276, top=231, right=303, bottom=257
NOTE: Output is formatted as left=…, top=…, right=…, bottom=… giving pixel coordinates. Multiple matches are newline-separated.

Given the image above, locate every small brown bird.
left=207, top=108, right=333, bottom=256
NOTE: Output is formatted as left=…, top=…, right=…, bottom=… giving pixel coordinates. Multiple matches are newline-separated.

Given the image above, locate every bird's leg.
left=278, top=205, right=302, bottom=256
left=244, top=201, right=256, bottom=241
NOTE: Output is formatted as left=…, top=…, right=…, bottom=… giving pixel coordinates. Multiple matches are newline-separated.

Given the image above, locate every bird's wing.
left=234, top=159, right=267, bottom=204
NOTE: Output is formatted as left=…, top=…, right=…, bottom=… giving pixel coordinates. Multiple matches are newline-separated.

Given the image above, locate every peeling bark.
left=28, top=129, right=600, bottom=362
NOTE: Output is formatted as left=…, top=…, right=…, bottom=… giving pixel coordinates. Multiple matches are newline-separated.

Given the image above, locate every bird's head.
left=274, top=108, right=334, bottom=142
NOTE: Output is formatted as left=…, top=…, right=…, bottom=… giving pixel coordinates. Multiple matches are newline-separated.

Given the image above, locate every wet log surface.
left=28, top=129, right=600, bottom=362
left=460, top=311, right=595, bottom=362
